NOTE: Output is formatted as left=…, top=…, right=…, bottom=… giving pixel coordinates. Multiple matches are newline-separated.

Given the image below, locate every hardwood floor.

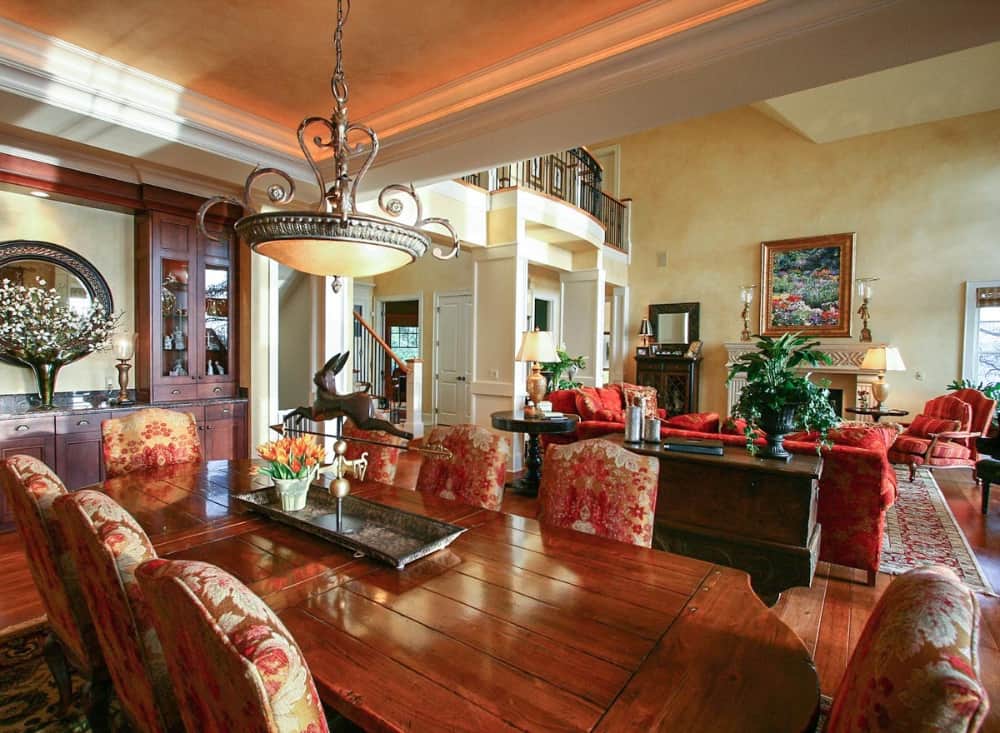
left=2, top=462, right=999, bottom=730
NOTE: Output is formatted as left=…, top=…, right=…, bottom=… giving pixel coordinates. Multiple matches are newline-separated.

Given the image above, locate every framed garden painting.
left=760, top=233, right=855, bottom=338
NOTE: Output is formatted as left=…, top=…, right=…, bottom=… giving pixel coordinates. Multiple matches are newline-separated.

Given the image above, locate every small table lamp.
left=516, top=329, right=558, bottom=417
left=638, top=318, right=652, bottom=348
left=861, top=345, right=905, bottom=408
left=111, top=332, right=137, bottom=405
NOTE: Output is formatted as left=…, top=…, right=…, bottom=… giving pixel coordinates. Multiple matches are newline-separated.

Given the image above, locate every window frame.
left=962, top=279, right=1000, bottom=383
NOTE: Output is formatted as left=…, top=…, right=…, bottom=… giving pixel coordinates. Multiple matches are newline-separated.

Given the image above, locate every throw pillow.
left=593, top=408, right=626, bottom=423
left=664, top=412, right=720, bottom=433
left=596, top=384, right=624, bottom=411
left=573, top=387, right=602, bottom=420
left=622, top=383, right=657, bottom=419
left=907, top=414, right=962, bottom=439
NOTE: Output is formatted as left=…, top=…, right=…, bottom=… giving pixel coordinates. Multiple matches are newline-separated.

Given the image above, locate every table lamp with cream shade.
left=110, top=331, right=137, bottom=405
left=516, top=329, right=558, bottom=417
left=638, top=318, right=653, bottom=348
left=861, top=345, right=905, bottom=408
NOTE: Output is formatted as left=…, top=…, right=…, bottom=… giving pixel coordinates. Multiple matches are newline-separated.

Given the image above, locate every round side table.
left=490, top=410, right=579, bottom=497
left=844, top=407, right=909, bottom=423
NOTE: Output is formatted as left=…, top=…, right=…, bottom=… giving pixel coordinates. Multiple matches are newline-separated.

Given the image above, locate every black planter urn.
left=758, top=405, right=799, bottom=461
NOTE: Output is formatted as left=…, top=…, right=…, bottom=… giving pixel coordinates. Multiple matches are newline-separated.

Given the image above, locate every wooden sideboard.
left=0, top=400, right=247, bottom=531
left=611, top=435, right=822, bottom=604
left=634, top=355, right=700, bottom=416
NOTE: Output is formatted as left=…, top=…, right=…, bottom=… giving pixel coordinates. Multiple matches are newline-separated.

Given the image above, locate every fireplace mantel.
left=724, top=341, right=881, bottom=418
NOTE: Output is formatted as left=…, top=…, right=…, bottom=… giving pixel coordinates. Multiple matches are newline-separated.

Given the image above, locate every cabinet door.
left=202, top=418, right=239, bottom=461
left=199, top=255, right=236, bottom=388
left=56, top=433, right=104, bottom=490
left=155, top=249, right=200, bottom=393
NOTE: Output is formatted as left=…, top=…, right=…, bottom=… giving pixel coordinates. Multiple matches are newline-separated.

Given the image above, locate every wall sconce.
left=638, top=318, right=652, bottom=347
left=110, top=331, right=137, bottom=405
left=739, top=285, right=756, bottom=342
left=856, top=277, right=879, bottom=342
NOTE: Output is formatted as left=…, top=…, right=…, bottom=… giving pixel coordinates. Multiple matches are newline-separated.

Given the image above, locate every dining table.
left=87, top=459, right=821, bottom=732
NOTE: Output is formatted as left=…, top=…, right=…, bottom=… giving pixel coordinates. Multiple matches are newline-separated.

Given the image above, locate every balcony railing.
left=461, top=147, right=629, bottom=253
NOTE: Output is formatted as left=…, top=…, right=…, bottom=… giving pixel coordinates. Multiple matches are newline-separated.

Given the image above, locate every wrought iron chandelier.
left=197, top=0, right=459, bottom=290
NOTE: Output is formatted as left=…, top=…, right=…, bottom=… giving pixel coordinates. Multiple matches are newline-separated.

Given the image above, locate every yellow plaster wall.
left=610, top=106, right=1000, bottom=417
left=0, top=190, right=135, bottom=394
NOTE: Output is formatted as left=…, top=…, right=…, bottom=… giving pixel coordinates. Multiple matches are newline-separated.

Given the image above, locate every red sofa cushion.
left=785, top=425, right=896, bottom=453
left=577, top=421, right=625, bottom=440
left=664, top=412, right=720, bottom=433
left=547, top=389, right=580, bottom=415
left=890, top=435, right=971, bottom=460
left=594, top=408, right=626, bottom=423
left=721, top=417, right=766, bottom=438
left=907, top=414, right=962, bottom=439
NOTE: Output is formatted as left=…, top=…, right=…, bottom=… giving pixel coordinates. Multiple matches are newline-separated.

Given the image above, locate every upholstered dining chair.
left=342, top=418, right=407, bottom=485
left=0, top=455, right=110, bottom=729
left=824, top=565, right=988, bottom=732
left=52, top=489, right=182, bottom=732
left=136, top=558, right=330, bottom=733
left=416, top=424, right=510, bottom=511
left=101, top=407, right=203, bottom=478
left=888, top=392, right=996, bottom=481
left=537, top=438, right=659, bottom=548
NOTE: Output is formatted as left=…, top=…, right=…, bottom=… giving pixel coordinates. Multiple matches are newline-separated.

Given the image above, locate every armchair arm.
left=928, top=431, right=982, bottom=440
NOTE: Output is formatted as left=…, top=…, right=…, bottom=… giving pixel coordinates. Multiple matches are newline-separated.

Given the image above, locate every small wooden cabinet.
left=635, top=355, right=701, bottom=416
left=0, top=416, right=56, bottom=528
left=135, top=211, right=238, bottom=403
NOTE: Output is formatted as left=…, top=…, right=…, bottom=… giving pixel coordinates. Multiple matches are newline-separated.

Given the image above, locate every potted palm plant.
left=727, top=332, right=839, bottom=459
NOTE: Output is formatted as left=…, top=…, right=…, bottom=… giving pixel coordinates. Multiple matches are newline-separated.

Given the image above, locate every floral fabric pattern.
left=416, top=425, right=510, bottom=511
left=52, top=490, right=180, bottom=732
left=102, top=407, right=202, bottom=478
left=538, top=438, right=659, bottom=547
left=136, top=558, right=329, bottom=733
left=342, top=420, right=406, bottom=485
left=0, top=455, right=102, bottom=673
left=827, top=566, right=988, bottom=733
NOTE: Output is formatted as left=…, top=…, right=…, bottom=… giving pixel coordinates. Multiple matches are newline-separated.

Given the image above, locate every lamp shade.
left=638, top=318, right=652, bottom=337
left=861, top=346, right=905, bottom=372
left=516, top=330, right=558, bottom=362
left=111, top=332, right=137, bottom=360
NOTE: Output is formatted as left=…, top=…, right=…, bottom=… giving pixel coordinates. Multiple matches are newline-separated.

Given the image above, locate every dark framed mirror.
left=649, top=302, right=699, bottom=350
left=0, top=240, right=114, bottom=315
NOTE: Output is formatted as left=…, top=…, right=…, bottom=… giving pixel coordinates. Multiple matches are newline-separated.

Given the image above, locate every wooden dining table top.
left=89, top=459, right=820, bottom=732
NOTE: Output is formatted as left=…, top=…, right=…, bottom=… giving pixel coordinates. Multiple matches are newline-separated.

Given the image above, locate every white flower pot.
left=273, top=475, right=312, bottom=511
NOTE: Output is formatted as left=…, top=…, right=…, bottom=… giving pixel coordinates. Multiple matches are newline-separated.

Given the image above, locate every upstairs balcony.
left=460, top=147, right=630, bottom=254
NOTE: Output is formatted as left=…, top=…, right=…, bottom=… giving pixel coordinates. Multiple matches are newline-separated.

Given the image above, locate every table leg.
left=508, top=433, right=543, bottom=497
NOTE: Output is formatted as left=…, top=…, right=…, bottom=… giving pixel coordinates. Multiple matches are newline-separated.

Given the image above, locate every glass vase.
left=29, top=362, right=62, bottom=411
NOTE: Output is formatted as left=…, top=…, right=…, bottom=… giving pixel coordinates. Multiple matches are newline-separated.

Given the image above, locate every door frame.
left=433, top=289, right=473, bottom=426
left=373, top=291, right=423, bottom=400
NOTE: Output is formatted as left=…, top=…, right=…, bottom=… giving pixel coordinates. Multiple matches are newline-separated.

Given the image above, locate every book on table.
left=660, top=437, right=724, bottom=456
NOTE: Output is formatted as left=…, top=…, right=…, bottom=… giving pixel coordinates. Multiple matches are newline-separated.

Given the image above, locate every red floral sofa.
left=544, top=388, right=898, bottom=585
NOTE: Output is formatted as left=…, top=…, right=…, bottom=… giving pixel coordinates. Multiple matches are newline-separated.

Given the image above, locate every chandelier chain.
left=333, top=0, right=350, bottom=103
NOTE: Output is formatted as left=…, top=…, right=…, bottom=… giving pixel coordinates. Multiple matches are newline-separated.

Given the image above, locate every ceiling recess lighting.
left=29, top=191, right=51, bottom=198
left=197, top=0, right=459, bottom=291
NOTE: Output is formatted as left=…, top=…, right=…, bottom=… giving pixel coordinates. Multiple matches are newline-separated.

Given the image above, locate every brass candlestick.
left=856, top=278, right=878, bottom=343
left=114, top=359, right=133, bottom=405
left=110, top=332, right=137, bottom=405
left=739, top=285, right=756, bottom=342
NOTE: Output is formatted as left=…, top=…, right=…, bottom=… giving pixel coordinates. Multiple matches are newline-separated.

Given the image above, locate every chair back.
left=827, top=565, right=988, bottom=732
left=538, top=438, right=659, bottom=547
left=101, top=407, right=202, bottom=478
left=0, top=455, right=101, bottom=672
left=416, top=425, right=509, bottom=511
left=922, top=395, right=974, bottom=430
left=136, top=558, right=329, bottom=733
left=53, top=490, right=180, bottom=732
left=343, top=419, right=406, bottom=484
left=953, top=388, right=998, bottom=451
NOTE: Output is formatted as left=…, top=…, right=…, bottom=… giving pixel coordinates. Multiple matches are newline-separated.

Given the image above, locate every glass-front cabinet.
left=137, top=211, right=238, bottom=402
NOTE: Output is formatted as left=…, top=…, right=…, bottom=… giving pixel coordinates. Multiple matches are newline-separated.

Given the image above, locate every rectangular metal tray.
left=233, top=485, right=466, bottom=569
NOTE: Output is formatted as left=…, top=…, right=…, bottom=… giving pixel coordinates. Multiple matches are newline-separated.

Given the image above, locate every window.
left=389, top=325, right=420, bottom=362
left=534, top=298, right=550, bottom=332
left=963, top=281, right=1000, bottom=384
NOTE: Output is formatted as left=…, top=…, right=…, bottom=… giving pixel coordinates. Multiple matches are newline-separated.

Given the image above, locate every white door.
left=436, top=293, right=472, bottom=426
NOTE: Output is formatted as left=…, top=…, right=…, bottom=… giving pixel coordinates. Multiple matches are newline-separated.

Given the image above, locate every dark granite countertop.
left=0, top=392, right=248, bottom=420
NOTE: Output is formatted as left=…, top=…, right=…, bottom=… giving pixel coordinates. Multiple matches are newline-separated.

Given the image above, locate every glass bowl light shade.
left=111, top=332, right=137, bottom=360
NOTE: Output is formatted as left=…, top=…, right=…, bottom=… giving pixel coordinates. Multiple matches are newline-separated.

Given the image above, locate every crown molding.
left=0, top=17, right=310, bottom=181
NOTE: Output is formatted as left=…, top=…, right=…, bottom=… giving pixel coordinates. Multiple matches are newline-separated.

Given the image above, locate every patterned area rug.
left=882, top=466, right=995, bottom=595
left=0, top=628, right=89, bottom=733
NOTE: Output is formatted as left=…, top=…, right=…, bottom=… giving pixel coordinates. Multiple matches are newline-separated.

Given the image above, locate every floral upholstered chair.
left=0, top=455, right=108, bottom=724
left=136, top=558, right=330, bottom=733
left=53, top=489, right=182, bottom=732
left=102, top=407, right=203, bottom=478
left=538, top=438, right=659, bottom=548
left=888, top=394, right=993, bottom=481
left=825, top=565, right=988, bottom=732
left=416, top=425, right=510, bottom=511
left=342, top=419, right=407, bottom=485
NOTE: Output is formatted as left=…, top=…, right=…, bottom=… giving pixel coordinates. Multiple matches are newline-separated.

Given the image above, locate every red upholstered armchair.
left=888, top=392, right=997, bottom=481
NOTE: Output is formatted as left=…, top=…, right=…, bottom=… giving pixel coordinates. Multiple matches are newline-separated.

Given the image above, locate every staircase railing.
left=352, top=310, right=408, bottom=421
left=461, top=147, right=629, bottom=253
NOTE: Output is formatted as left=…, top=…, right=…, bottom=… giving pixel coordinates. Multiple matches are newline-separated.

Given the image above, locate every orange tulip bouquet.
left=256, top=435, right=326, bottom=511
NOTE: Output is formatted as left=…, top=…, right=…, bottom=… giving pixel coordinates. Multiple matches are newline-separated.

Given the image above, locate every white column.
left=250, top=253, right=279, bottom=447
left=405, top=358, right=424, bottom=438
